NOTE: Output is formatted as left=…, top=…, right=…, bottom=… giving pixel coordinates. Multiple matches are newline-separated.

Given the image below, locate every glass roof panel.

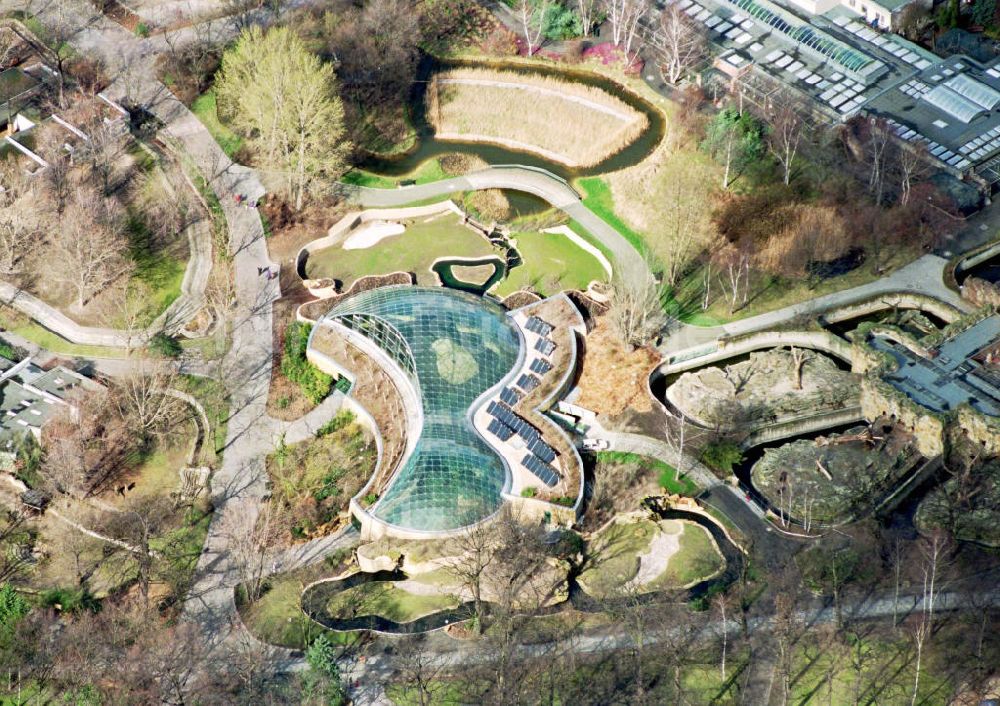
left=326, top=287, right=521, bottom=533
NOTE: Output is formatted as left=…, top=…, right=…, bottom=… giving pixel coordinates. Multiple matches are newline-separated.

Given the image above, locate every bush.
left=149, top=332, right=182, bottom=358
left=281, top=322, right=334, bottom=405
left=41, top=587, right=100, bottom=614
left=699, top=440, right=744, bottom=476
left=521, top=486, right=538, bottom=498
left=316, top=410, right=355, bottom=438
left=541, top=3, right=583, bottom=39
left=135, top=22, right=150, bottom=37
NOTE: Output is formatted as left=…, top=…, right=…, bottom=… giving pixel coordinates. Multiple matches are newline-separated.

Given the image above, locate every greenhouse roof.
left=325, top=287, right=522, bottom=533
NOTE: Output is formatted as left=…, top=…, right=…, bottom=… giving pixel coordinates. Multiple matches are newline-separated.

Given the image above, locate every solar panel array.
left=535, top=338, right=556, bottom=356
left=522, top=453, right=560, bottom=487
left=487, top=418, right=515, bottom=441
left=517, top=373, right=541, bottom=392
left=529, top=358, right=553, bottom=375
left=883, top=117, right=972, bottom=170
left=525, top=316, right=553, bottom=336
left=499, top=386, right=522, bottom=406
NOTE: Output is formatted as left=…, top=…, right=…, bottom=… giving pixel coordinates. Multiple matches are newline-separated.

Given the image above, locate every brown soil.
left=575, top=321, right=661, bottom=418
left=267, top=294, right=318, bottom=422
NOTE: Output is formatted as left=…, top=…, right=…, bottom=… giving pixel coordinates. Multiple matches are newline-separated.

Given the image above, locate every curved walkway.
left=0, top=196, right=213, bottom=348
left=346, top=166, right=649, bottom=279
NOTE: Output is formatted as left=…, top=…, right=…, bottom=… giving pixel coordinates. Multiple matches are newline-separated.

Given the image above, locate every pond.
left=431, top=256, right=507, bottom=294
left=359, top=56, right=666, bottom=180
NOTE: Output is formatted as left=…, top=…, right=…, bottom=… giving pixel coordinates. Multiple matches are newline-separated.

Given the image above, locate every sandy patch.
left=343, top=221, right=406, bottom=250
left=626, top=520, right=682, bottom=589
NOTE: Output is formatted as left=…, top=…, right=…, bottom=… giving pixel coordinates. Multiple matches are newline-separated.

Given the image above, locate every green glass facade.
left=325, top=287, right=522, bottom=532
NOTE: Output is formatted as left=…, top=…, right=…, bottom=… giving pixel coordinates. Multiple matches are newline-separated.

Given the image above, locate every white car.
left=581, top=438, right=610, bottom=451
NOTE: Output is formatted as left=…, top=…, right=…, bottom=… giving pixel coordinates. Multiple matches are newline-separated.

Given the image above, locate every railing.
left=489, top=164, right=582, bottom=199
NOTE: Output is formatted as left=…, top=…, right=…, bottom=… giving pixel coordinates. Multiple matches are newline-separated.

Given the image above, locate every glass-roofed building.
left=308, top=286, right=585, bottom=539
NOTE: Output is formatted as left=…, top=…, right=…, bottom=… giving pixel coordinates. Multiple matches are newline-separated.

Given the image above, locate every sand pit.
left=626, top=520, right=682, bottom=589
left=343, top=221, right=406, bottom=250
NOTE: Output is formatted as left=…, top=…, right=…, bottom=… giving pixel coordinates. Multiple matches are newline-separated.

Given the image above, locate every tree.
left=865, top=117, right=892, bottom=207
left=652, top=1, right=706, bottom=85
left=603, top=0, right=648, bottom=65
left=0, top=200, right=35, bottom=275
left=607, top=260, right=668, bottom=348
left=702, top=108, right=765, bottom=189
left=109, top=359, right=186, bottom=441
left=767, top=94, right=805, bottom=186
left=973, top=0, right=996, bottom=27
left=216, top=27, right=348, bottom=210
left=516, top=0, right=551, bottom=56
left=447, top=517, right=497, bottom=634
left=394, top=636, right=446, bottom=706
left=221, top=500, right=284, bottom=603
left=51, top=189, right=131, bottom=309
left=788, top=346, right=811, bottom=390
left=896, top=143, right=928, bottom=206
left=576, top=0, right=601, bottom=35
left=303, top=635, right=346, bottom=706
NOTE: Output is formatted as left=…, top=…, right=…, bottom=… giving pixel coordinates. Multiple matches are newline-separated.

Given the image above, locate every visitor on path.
left=257, top=266, right=265, bottom=276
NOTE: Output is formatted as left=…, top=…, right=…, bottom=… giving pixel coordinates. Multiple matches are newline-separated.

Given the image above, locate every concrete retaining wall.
left=662, top=330, right=853, bottom=375
left=739, top=406, right=864, bottom=450
left=819, top=292, right=963, bottom=326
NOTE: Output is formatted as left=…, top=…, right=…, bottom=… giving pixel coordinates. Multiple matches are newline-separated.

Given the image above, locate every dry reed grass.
left=428, top=68, right=647, bottom=167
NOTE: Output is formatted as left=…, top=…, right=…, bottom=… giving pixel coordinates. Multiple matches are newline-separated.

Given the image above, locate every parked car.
left=581, top=438, right=610, bottom=451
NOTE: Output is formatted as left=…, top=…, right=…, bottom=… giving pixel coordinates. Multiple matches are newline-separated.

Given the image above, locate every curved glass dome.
left=325, top=287, right=521, bottom=532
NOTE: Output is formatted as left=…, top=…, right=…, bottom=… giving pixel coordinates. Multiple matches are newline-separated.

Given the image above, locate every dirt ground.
left=574, top=321, right=662, bottom=418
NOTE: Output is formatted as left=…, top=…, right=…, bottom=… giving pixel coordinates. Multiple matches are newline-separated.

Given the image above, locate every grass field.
left=594, top=451, right=700, bottom=496
left=305, top=213, right=494, bottom=285
left=0, top=305, right=127, bottom=358
left=324, top=581, right=461, bottom=623
left=190, top=90, right=243, bottom=159
left=240, top=570, right=355, bottom=649
left=428, top=68, right=647, bottom=167
left=493, top=231, right=606, bottom=297
left=341, top=159, right=449, bottom=189
left=578, top=519, right=656, bottom=598
left=305, top=213, right=606, bottom=296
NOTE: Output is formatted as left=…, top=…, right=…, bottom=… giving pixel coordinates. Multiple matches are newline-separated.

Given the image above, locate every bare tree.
left=866, top=118, right=892, bottom=207
left=604, top=0, right=649, bottom=64
left=788, top=346, right=811, bottom=390
left=516, top=0, right=550, bottom=56
left=0, top=200, right=36, bottom=275
left=652, top=1, right=706, bottom=85
left=576, top=0, right=601, bottom=35
left=394, top=636, right=447, bottom=706
left=896, top=143, right=928, bottom=206
left=222, top=500, right=285, bottom=603
left=607, top=260, right=668, bottom=349
left=447, top=518, right=497, bottom=634
left=767, top=95, right=805, bottom=186
left=51, top=190, right=132, bottom=309
left=109, top=358, right=186, bottom=441
left=715, top=238, right=751, bottom=314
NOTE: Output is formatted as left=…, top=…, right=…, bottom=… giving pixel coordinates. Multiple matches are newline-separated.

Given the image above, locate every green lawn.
left=578, top=519, right=657, bottom=599
left=492, top=231, right=607, bottom=297
left=240, top=571, right=355, bottom=649
left=0, top=313, right=127, bottom=359
left=306, top=213, right=607, bottom=297
left=126, top=215, right=186, bottom=326
left=305, top=213, right=494, bottom=285
left=594, top=451, right=700, bottom=496
left=190, top=90, right=243, bottom=159
left=575, top=176, right=649, bottom=260
left=324, top=581, right=461, bottom=623
left=341, top=159, right=449, bottom=189
left=175, top=374, right=229, bottom=463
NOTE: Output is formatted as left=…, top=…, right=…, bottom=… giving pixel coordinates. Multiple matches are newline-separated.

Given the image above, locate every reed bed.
left=427, top=68, right=647, bottom=167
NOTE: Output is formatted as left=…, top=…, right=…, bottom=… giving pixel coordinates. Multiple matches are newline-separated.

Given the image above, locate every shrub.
left=521, top=486, right=537, bottom=498
left=135, top=23, right=150, bottom=37
left=699, top=440, right=744, bottom=476
left=281, top=322, right=334, bottom=405
left=0, top=584, right=29, bottom=631
left=541, top=3, right=583, bottom=39
left=316, top=410, right=355, bottom=438
left=41, top=587, right=100, bottom=614
left=149, top=332, right=182, bottom=358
